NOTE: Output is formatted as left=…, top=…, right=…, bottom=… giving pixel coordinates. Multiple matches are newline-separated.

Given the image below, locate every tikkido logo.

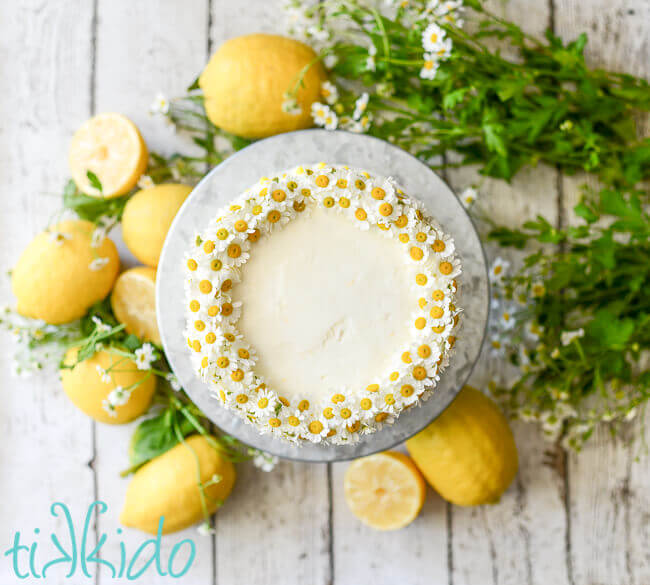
left=3, top=501, right=196, bottom=580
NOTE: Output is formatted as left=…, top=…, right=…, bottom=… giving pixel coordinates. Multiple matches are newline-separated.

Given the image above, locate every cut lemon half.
left=111, top=266, right=160, bottom=344
left=344, top=451, right=426, bottom=531
left=69, top=113, right=148, bottom=198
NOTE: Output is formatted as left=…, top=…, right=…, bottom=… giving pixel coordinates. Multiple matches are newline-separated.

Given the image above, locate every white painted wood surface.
left=0, top=1, right=647, bottom=585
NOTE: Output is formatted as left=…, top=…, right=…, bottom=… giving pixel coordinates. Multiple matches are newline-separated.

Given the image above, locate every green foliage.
left=307, top=0, right=649, bottom=186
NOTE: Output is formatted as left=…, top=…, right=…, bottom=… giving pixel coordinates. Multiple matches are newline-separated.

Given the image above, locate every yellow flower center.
left=433, top=325, right=446, bottom=334
left=415, top=317, right=426, bottom=329
left=415, top=273, right=427, bottom=286
left=410, top=246, right=424, bottom=261
left=430, top=306, right=444, bottom=319
left=413, top=366, right=427, bottom=380
left=234, top=220, right=248, bottom=232
left=216, top=229, right=228, bottom=240
left=272, top=189, right=286, bottom=202
left=298, top=399, right=310, bottom=412
left=309, top=421, right=324, bottom=434
left=323, top=407, right=334, bottom=419
left=248, top=229, right=261, bottom=242
left=236, top=394, right=248, bottom=404
left=187, top=259, right=198, bottom=271
left=267, top=210, right=281, bottom=223
left=339, top=197, right=350, bottom=208
left=366, top=384, right=379, bottom=393
left=189, top=300, right=200, bottom=312
left=399, top=233, right=410, bottom=243
left=217, top=357, right=230, bottom=368
left=385, top=394, right=395, bottom=405
left=252, top=205, right=263, bottom=215
left=315, top=175, right=330, bottom=188
left=379, top=203, right=393, bottom=217
left=332, top=393, right=345, bottom=403
left=439, top=261, right=453, bottom=275
left=195, top=320, right=205, bottom=331
left=375, top=412, right=388, bottom=422
left=231, top=369, right=244, bottom=382
left=395, top=215, right=408, bottom=228
left=360, top=398, right=372, bottom=410
left=207, top=305, right=219, bottom=317
left=340, top=408, right=352, bottom=419
left=389, top=371, right=399, bottom=381
left=205, top=332, right=216, bottom=344
left=401, top=351, right=412, bottom=364
left=221, top=302, right=233, bottom=316
left=293, top=200, right=306, bottom=212
left=417, top=344, right=431, bottom=358
left=269, top=418, right=281, bottom=428
left=401, top=384, right=414, bottom=397
left=336, top=178, right=347, bottom=188
left=211, top=259, right=223, bottom=271
left=238, top=348, right=250, bottom=359
left=432, top=239, right=446, bottom=252
left=418, top=297, right=427, bottom=309
left=323, top=196, right=335, bottom=208
left=203, top=240, right=215, bottom=254
left=432, top=289, right=445, bottom=301
left=258, top=397, right=269, bottom=408
left=288, top=416, right=300, bottom=427
left=355, top=208, right=367, bottom=221
left=371, top=187, right=386, bottom=200
left=227, top=244, right=241, bottom=258
left=199, top=280, right=212, bottom=294
left=192, top=340, right=201, bottom=352
left=225, top=333, right=235, bottom=342
left=355, top=179, right=366, bottom=190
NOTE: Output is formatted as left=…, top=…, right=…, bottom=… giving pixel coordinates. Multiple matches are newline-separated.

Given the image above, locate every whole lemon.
left=406, top=386, right=518, bottom=506
left=120, top=435, right=236, bottom=534
left=11, top=220, right=120, bottom=324
left=199, top=34, right=326, bottom=139
left=121, top=183, right=192, bottom=267
left=60, top=347, right=156, bottom=424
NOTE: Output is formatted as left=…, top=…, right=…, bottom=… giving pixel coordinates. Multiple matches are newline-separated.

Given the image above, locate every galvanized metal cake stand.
left=157, top=129, right=489, bottom=462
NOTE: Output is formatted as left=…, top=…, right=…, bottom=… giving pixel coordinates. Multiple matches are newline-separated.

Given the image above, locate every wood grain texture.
left=91, top=1, right=214, bottom=583
left=0, top=1, right=648, bottom=584
left=209, top=3, right=331, bottom=585
left=0, top=2, right=97, bottom=584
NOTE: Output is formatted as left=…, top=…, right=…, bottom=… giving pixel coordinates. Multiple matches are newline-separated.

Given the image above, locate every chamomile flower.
left=252, top=451, right=279, bottom=472
left=149, top=92, right=170, bottom=115
left=489, top=257, right=510, bottom=284
left=311, top=102, right=332, bottom=126
left=95, top=364, right=111, bottom=384
left=166, top=372, right=182, bottom=391
left=254, top=390, right=277, bottom=417
left=107, top=385, right=132, bottom=408
left=137, top=174, right=155, bottom=189
left=281, top=94, right=301, bottom=115
left=422, top=22, right=446, bottom=52
left=91, top=316, right=111, bottom=334
left=134, top=343, right=156, bottom=370
left=420, top=54, right=440, bottom=80
left=561, top=328, right=584, bottom=346
left=320, top=81, right=339, bottom=105
left=432, top=37, right=453, bottom=61
left=353, top=93, right=369, bottom=120
left=459, top=186, right=478, bottom=208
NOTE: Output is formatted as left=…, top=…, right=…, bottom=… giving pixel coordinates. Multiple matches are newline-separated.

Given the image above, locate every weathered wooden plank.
left=444, top=1, right=572, bottom=584
left=209, top=2, right=331, bottom=584
left=331, top=448, right=449, bottom=585
left=553, top=1, right=650, bottom=584
left=0, top=2, right=97, bottom=584
left=91, top=1, right=214, bottom=583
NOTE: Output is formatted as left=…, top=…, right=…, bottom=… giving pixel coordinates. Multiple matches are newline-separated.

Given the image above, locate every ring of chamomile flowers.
left=184, top=163, right=461, bottom=445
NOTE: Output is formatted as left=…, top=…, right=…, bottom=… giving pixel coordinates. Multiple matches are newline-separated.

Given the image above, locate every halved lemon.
left=110, top=266, right=160, bottom=344
left=69, top=113, right=148, bottom=198
left=343, top=451, right=426, bottom=530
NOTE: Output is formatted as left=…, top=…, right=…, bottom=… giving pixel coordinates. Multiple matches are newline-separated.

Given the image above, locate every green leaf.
left=86, top=170, right=103, bottom=193
left=127, top=409, right=195, bottom=471
left=586, top=310, right=635, bottom=349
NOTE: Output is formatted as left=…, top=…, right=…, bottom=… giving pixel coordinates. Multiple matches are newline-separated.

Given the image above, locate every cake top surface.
left=184, top=163, right=461, bottom=445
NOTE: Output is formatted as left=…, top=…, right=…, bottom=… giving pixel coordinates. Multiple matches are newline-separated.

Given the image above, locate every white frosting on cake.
left=183, top=163, right=462, bottom=445
left=232, top=208, right=417, bottom=401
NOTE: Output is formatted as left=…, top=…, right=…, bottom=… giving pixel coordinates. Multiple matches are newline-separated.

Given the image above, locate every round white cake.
left=184, top=163, right=461, bottom=445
